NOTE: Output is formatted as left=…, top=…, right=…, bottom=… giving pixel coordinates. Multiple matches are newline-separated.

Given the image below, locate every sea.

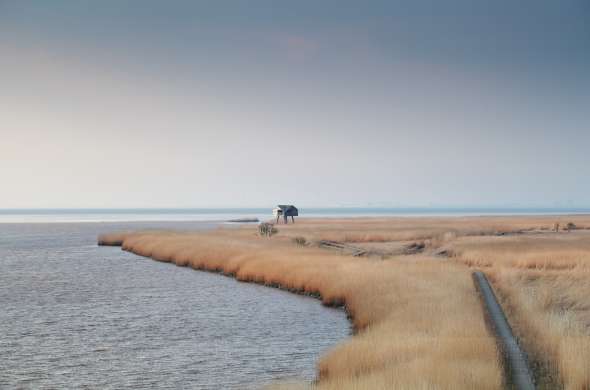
left=1, top=207, right=589, bottom=224
left=0, top=218, right=350, bottom=389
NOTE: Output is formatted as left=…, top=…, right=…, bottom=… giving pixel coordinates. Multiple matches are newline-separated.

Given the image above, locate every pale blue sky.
left=1, top=1, right=589, bottom=208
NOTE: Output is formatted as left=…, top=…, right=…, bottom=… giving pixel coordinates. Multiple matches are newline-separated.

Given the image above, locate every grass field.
left=99, top=215, right=590, bottom=389
left=451, top=232, right=590, bottom=389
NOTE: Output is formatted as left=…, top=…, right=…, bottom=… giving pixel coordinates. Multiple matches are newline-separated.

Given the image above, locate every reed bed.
left=451, top=232, right=590, bottom=270
left=99, top=216, right=590, bottom=388
left=100, top=227, right=501, bottom=389
left=450, top=231, right=590, bottom=388
left=276, top=216, right=590, bottom=244
left=486, top=269, right=590, bottom=389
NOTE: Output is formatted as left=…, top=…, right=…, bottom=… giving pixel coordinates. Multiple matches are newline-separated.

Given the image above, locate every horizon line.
left=2, top=206, right=590, bottom=212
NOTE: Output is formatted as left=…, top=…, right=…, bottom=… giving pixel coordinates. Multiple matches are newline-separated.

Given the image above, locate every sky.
left=1, top=1, right=589, bottom=208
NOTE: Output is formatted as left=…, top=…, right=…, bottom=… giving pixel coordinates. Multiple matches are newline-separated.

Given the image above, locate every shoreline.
left=103, top=240, right=352, bottom=317
left=98, top=233, right=350, bottom=310
left=98, top=215, right=590, bottom=388
left=101, top=242, right=354, bottom=388
left=99, top=234, right=357, bottom=388
left=98, top=217, right=511, bottom=388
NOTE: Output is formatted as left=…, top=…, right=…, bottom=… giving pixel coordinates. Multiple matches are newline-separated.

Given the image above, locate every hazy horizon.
left=2, top=1, right=589, bottom=209
left=3, top=206, right=590, bottom=212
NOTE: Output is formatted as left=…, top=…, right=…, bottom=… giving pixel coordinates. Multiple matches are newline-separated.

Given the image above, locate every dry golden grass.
left=485, top=269, right=590, bottom=389
left=100, top=224, right=501, bottom=389
left=99, top=215, right=590, bottom=389
left=447, top=231, right=590, bottom=389
left=451, top=232, right=590, bottom=270
left=275, top=216, right=590, bottom=244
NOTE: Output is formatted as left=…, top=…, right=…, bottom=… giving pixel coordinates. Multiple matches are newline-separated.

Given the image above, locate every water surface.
left=2, top=207, right=589, bottom=223
left=0, top=222, right=350, bottom=389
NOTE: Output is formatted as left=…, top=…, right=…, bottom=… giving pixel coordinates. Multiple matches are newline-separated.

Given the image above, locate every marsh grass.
left=274, top=216, right=590, bottom=244
left=450, top=232, right=590, bottom=388
left=98, top=215, right=590, bottom=389
left=101, top=226, right=501, bottom=389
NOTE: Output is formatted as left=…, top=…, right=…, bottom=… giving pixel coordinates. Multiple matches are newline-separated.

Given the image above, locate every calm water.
left=0, top=222, right=350, bottom=389
left=1, top=207, right=589, bottom=223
